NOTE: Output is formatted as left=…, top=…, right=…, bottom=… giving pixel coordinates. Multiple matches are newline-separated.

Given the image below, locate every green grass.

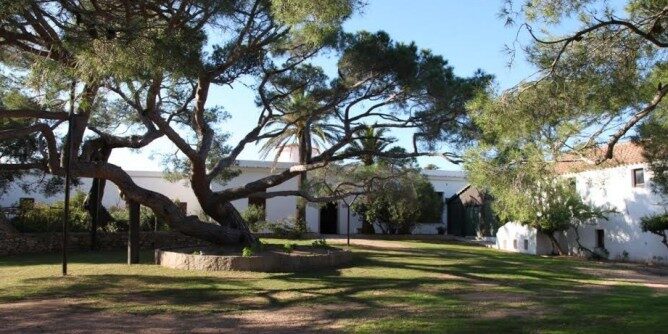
left=1, top=239, right=666, bottom=333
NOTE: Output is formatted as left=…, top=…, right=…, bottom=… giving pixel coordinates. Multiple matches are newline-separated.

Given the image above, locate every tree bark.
left=547, top=232, right=566, bottom=255
left=127, top=199, right=140, bottom=264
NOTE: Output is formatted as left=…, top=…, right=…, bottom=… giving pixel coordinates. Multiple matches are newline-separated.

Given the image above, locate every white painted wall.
left=494, top=163, right=668, bottom=262
left=495, top=222, right=565, bottom=255
left=565, top=163, right=668, bottom=263
left=1, top=163, right=468, bottom=236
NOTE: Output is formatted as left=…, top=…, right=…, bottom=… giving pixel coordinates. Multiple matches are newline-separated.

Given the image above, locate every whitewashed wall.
left=566, top=163, right=668, bottom=263
left=495, top=222, right=564, bottom=255
left=1, top=163, right=468, bottom=236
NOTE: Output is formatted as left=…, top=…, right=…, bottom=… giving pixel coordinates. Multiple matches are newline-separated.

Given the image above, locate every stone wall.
left=0, top=230, right=214, bottom=256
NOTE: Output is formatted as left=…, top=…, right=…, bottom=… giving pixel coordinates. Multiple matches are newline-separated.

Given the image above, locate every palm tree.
left=259, top=90, right=338, bottom=225
left=346, top=126, right=396, bottom=234
left=346, top=126, right=395, bottom=166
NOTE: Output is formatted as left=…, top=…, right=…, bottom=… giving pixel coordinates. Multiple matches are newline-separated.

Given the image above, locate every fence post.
left=127, top=200, right=140, bottom=264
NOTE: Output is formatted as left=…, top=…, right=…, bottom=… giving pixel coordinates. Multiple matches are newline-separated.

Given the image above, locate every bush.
left=283, top=243, right=296, bottom=253
left=241, top=204, right=266, bottom=233
left=10, top=191, right=90, bottom=233
left=266, top=218, right=308, bottom=239
left=436, top=226, right=446, bottom=235
left=640, top=213, right=668, bottom=248
left=242, top=247, right=254, bottom=257
left=10, top=193, right=167, bottom=233
left=311, top=238, right=328, bottom=248
left=107, top=205, right=165, bottom=232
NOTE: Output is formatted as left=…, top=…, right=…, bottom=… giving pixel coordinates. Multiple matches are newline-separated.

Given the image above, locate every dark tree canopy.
left=0, top=1, right=489, bottom=245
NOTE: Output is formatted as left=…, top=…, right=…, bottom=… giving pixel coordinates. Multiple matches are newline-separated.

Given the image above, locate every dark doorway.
left=320, top=202, right=338, bottom=234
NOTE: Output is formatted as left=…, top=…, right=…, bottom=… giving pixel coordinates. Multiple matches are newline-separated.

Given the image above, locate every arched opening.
left=319, top=202, right=338, bottom=234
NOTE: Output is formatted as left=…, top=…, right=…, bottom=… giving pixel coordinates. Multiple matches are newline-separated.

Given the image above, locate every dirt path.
left=577, top=265, right=668, bottom=290
left=0, top=299, right=351, bottom=333
left=325, top=237, right=412, bottom=249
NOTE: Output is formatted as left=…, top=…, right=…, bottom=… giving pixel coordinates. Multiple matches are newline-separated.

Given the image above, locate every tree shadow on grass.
left=1, top=243, right=667, bottom=333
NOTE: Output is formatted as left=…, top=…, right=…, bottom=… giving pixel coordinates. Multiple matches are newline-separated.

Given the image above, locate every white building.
left=495, top=142, right=668, bottom=263
left=0, top=146, right=468, bottom=235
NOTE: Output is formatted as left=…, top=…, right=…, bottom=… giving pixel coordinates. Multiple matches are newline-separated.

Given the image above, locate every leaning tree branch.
left=0, top=123, right=60, bottom=172
left=0, top=109, right=69, bottom=120
left=597, top=84, right=668, bottom=163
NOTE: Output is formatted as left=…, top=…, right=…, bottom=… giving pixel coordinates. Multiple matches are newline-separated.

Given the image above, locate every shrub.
left=311, top=238, right=328, bottom=248
left=242, top=247, right=254, bottom=257
left=107, top=205, right=165, bottom=232
left=266, top=218, right=308, bottom=239
left=436, top=226, right=446, bottom=235
left=640, top=213, right=668, bottom=249
left=283, top=243, right=296, bottom=253
left=241, top=204, right=266, bottom=233
left=10, top=191, right=90, bottom=233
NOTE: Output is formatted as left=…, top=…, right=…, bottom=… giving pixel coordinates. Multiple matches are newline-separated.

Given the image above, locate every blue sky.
left=109, top=0, right=538, bottom=171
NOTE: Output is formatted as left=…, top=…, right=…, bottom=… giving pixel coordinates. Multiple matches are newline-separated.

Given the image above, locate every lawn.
left=0, top=239, right=666, bottom=333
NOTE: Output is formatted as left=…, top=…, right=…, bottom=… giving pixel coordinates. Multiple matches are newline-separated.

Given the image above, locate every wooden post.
left=127, top=200, right=140, bottom=264
left=90, top=178, right=101, bottom=251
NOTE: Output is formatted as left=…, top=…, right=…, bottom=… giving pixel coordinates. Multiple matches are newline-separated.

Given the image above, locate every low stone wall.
left=0, top=231, right=214, bottom=256
left=156, top=248, right=353, bottom=272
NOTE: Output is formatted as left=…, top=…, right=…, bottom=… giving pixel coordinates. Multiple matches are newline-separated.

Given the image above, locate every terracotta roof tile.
left=554, top=142, right=646, bottom=174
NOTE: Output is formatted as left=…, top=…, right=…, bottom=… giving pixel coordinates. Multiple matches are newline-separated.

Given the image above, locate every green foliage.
left=10, top=192, right=90, bottom=233
left=282, top=243, right=296, bottom=253
left=311, top=238, right=329, bottom=248
left=266, top=218, right=308, bottom=239
left=240, top=205, right=267, bottom=233
left=636, top=106, right=668, bottom=197
left=353, top=166, right=444, bottom=234
left=465, top=146, right=610, bottom=236
left=640, top=213, right=668, bottom=248
left=641, top=213, right=668, bottom=234
left=241, top=247, right=254, bottom=257
left=107, top=205, right=163, bottom=232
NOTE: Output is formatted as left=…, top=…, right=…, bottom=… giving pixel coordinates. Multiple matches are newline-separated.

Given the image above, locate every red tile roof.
left=554, top=142, right=646, bottom=174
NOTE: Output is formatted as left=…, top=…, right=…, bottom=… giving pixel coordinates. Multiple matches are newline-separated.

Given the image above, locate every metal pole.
left=63, top=81, right=75, bottom=276
left=347, top=204, right=350, bottom=246
left=91, top=179, right=100, bottom=251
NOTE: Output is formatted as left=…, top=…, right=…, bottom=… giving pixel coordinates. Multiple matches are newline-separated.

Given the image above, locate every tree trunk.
left=127, top=199, right=140, bottom=264
left=76, top=163, right=255, bottom=246
left=295, top=128, right=308, bottom=230
left=547, top=232, right=566, bottom=255
left=295, top=170, right=307, bottom=228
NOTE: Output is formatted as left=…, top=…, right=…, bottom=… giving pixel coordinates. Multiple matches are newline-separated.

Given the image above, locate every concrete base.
left=155, top=247, right=353, bottom=272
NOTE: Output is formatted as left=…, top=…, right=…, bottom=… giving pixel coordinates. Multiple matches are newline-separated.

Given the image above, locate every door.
left=319, top=202, right=338, bottom=234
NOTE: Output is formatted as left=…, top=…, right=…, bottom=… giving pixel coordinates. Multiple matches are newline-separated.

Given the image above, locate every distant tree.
left=0, top=1, right=490, bottom=245
left=466, top=147, right=610, bottom=255
left=353, top=166, right=443, bottom=234
left=635, top=104, right=668, bottom=249
left=464, top=0, right=665, bottom=252
left=345, top=126, right=395, bottom=166
left=636, top=108, right=668, bottom=197
left=258, top=70, right=339, bottom=227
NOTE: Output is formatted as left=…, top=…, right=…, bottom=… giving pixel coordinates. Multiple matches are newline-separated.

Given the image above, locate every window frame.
left=632, top=168, right=645, bottom=187
left=596, top=229, right=605, bottom=249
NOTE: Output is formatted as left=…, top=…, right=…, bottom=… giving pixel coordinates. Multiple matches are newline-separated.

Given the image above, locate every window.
left=596, top=229, right=605, bottom=248
left=632, top=168, right=645, bottom=187
left=524, top=239, right=529, bottom=251
left=513, top=239, right=518, bottom=249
